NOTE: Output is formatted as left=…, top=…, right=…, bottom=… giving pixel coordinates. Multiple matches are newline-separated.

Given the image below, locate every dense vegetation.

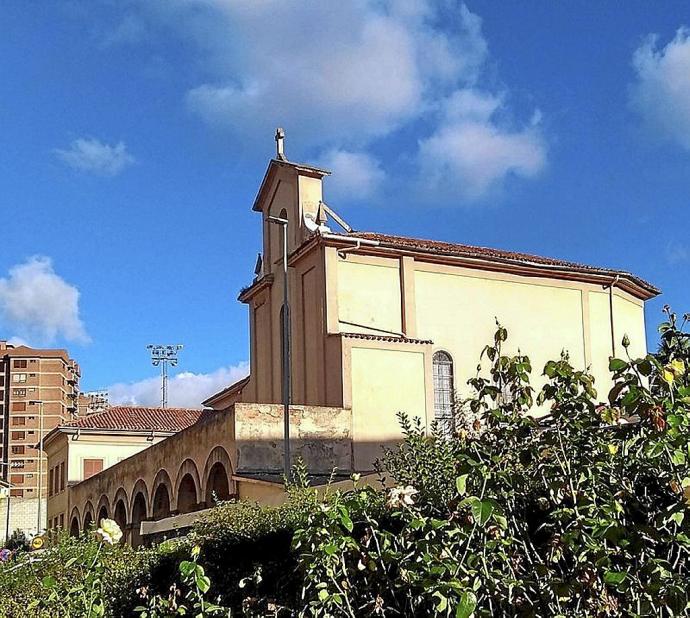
left=1, top=307, right=689, bottom=617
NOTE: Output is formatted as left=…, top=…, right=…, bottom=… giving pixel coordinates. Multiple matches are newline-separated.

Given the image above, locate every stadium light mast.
left=147, top=344, right=183, bottom=408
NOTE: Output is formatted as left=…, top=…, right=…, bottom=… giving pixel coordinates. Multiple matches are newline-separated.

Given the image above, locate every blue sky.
left=1, top=1, right=688, bottom=406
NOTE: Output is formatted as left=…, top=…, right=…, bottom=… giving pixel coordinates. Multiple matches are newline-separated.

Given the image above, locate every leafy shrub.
left=295, top=309, right=690, bottom=616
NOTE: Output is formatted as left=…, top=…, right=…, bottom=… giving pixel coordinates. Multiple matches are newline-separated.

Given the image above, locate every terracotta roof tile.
left=340, top=332, right=432, bottom=345
left=64, top=406, right=203, bottom=433
left=348, top=231, right=660, bottom=297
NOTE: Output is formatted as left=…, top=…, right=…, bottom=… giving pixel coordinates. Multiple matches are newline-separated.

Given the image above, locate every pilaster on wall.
left=581, top=290, right=592, bottom=369
left=325, top=246, right=340, bottom=334
left=400, top=256, right=417, bottom=338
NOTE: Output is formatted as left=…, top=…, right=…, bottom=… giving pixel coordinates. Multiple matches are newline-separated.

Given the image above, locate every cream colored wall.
left=67, top=436, right=167, bottom=484
left=415, top=266, right=588, bottom=402
left=333, top=254, right=649, bottom=470
left=348, top=344, right=429, bottom=470
left=337, top=257, right=402, bottom=335
left=589, top=290, right=646, bottom=397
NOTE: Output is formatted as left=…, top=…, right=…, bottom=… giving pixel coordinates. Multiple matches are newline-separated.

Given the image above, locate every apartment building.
left=0, top=340, right=80, bottom=540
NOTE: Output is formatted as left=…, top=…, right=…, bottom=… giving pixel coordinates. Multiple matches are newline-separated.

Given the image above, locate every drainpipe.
left=604, top=275, right=620, bottom=357
left=321, top=234, right=380, bottom=258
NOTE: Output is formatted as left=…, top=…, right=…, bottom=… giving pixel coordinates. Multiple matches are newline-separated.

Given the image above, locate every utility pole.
left=29, top=400, right=44, bottom=534
left=267, top=214, right=291, bottom=478
left=146, top=345, right=183, bottom=408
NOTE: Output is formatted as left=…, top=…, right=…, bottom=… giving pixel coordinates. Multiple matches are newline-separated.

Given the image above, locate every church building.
left=46, top=131, right=659, bottom=544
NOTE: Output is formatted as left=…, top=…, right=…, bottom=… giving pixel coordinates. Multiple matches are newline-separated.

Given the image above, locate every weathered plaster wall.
left=234, top=403, right=351, bottom=474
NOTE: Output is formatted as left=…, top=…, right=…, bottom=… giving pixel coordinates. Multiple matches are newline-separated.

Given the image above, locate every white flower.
left=386, top=485, right=418, bottom=509
left=95, top=518, right=123, bottom=545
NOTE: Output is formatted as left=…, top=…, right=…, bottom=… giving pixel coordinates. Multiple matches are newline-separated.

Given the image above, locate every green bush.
left=294, top=308, right=690, bottom=617
left=3, top=309, right=689, bottom=617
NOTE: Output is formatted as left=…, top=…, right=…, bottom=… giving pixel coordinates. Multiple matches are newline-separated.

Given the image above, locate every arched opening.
left=83, top=511, right=93, bottom=530
left=177, top=474, right=198, bottom=513
left=130, top=492, right=147, bottom=548
left=205, top=461, right=231, bottom=505
left=97, top=505, right=108, bottom=523
left=70, top=517, right=80, bottom=537
left=433, top=351, right=455, bottom=435
left=114, top=499, right=127, bottom=531
left=152, top=483, right=171, bottom=520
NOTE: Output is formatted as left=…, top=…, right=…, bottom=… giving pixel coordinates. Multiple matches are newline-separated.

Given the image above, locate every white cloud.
left=0, top=257, right=89, bottom=344
left=631, top=27, right=690, bottom=150
left=417, top=89, right=546, bottom=200
left=319, top=149, right=386, bottom=201
left=108, top=362, right=249, bottom=408
left=55, top=138, right=135, bottom=176
left=129, top=1, right=545, bottom=201
left=162, top=0, right=488, bottom=146
left=665, top=241, right=688, bottom=265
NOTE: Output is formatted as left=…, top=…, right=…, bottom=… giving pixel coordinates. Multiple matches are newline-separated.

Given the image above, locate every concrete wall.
left=58, top=403, right=350, bottom=544
left=234, top=402, right=351, bottom=474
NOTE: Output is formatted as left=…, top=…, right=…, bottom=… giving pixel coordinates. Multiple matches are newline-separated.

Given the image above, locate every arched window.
left=433, top=351, right=455, bottom=433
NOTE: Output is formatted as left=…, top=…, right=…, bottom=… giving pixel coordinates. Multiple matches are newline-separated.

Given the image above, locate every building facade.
left=51, top=138, right=660, bottom=544
left=44, top=406, right=202, bottom=544
left=0, top=342, right=80, bottom=541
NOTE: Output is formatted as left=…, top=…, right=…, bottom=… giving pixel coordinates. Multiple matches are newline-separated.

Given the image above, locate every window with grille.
left=433, top=351, right=455, bottom=434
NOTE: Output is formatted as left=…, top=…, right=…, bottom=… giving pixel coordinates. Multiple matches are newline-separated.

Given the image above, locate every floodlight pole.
left=267, top=215, right=291, bottom=479
left=146, top=345, right=183, bottom=408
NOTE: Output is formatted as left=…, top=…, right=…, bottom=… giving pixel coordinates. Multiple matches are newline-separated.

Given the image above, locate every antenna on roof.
left=275, top=127, right=286, bottom=161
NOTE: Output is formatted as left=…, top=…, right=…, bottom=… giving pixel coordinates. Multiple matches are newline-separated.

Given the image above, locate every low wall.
left=235, top=403, right=352, bottom=474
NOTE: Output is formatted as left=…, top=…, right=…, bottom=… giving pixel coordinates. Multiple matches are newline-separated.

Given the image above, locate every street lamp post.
left=267, top=215, right=291, bottom=478
left=29, top=400, right=44, bottom=534
left=146, top=345, right=183, bottom=408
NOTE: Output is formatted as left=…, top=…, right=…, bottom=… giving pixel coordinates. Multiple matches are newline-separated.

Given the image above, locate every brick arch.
left=69, top=506, right=81, bottom=536
left=112, top=487, right=129, bottom=532
left=130, top=479, right=149, bottom=548
left=96, top=495, right=110, bottom=523
left=202, top=445, right=235, bottom=505
left=174, top=458, right=202, bottom=513
left=83, top=501, right=95, bottom=530
left=151, top=468, right=174, bottom=520
left=130, top=478, right=150, bottom=518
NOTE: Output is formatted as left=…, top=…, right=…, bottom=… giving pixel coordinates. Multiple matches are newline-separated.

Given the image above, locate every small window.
left=11, top=446, right=25, bottom=455
left=11, top=431, right=25, bottom=440
left=13, top=360, right=27, bottom=369
left=10, top=489, right=23, bottom=498
left=82, top=459, right=104, bottom=480
left=12, top=402, right=26, bottom=412
left=433, top=351, right=455, bottom=434
left=11, top=417, right=26, bottom=426
left=13, top=374, right=27, bottom=383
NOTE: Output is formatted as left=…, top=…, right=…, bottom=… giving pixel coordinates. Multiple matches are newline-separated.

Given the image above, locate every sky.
left=1, top=1, right=689, bottom=407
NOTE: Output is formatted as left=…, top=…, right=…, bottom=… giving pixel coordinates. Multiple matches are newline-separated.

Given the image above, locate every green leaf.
left=603, top=571, right=627, bottom=585
left=456, top=591, right=477, bottom=618
left=179, top=561, right=195, bottom=577
left=41, top=575, right=57, bottom=589
left=471, top=499, right=495, bottom=527
left=195, top=573, right=211, bottom=593
left=456, top=474, right=469, bottom=496
left=433, top=591, right=448, bottom=612
left=609, top=358, right=628, bottom=372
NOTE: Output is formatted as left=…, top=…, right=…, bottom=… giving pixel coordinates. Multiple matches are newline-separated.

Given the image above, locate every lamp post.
left=0, top=471, right=13, bottom=544
left=267, top=215, right=291, bottom=478
left=29, top=400, right=44, bottom=534
left=146, top=345, right=183, bottom=408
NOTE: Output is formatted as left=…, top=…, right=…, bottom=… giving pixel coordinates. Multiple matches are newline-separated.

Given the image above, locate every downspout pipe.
left=604, top=275, right=620, bottom=357
left=322, top=233, right=380, bottom=258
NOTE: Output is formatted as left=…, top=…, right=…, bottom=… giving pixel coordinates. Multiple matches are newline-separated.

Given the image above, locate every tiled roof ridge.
left=348, top=231, right=659, bottom=295
left=340, top=332, right=433, bottom=345
left=63, top=405, right=203, bottom=433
